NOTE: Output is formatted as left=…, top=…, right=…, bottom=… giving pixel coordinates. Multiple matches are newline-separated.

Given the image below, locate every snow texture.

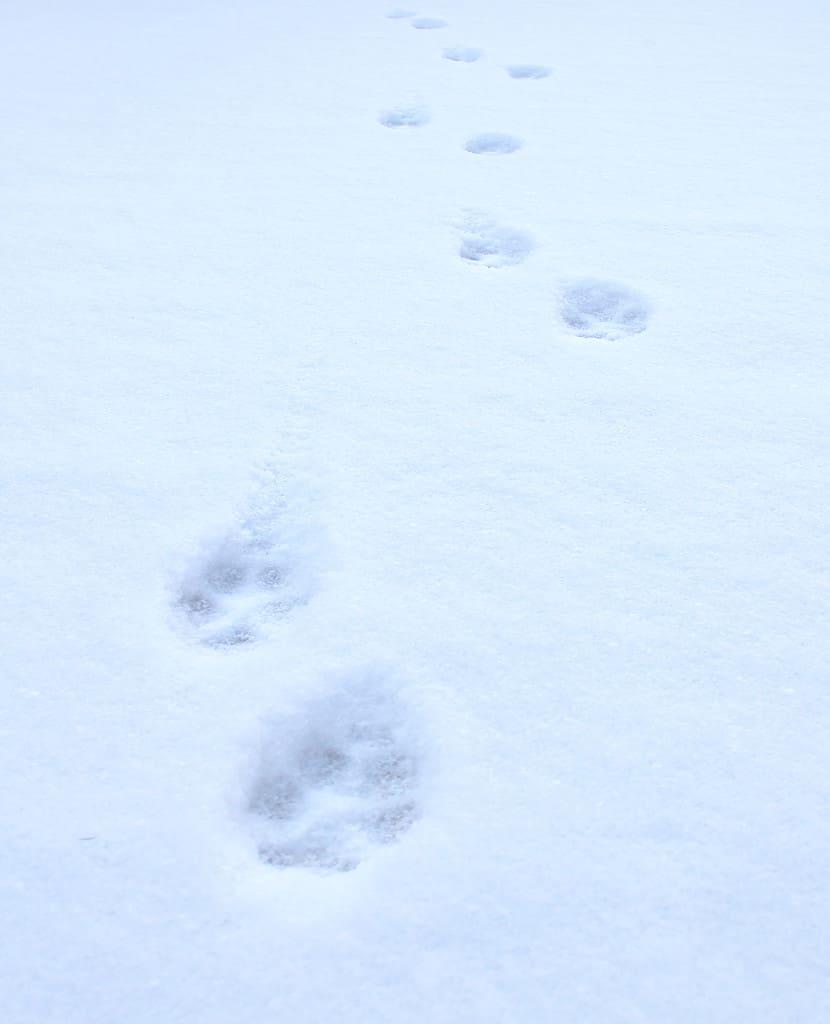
left=2, top=0, right=830, bottom=1022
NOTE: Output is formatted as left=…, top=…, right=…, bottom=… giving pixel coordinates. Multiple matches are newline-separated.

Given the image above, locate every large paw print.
left=247, top=670, right=422, bottom=872
left=560, top=279, right=649, bottom=340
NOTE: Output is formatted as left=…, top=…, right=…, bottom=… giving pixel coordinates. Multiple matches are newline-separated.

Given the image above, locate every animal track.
left=506, top=64, right=551, bottom=79
left=379, top=105, right=430, bottom=128
left=560, top=279, right=650, bottom=340
left=173, top=479, right=317, bottom=648
left=464, top=132, right=522, bottom=155
left=411, top=16, right=448, bottom=30
left=247, top=670, right=421, bottom=872
left=443, top=45, right=482, bottom=63
left=459, top=215, right=533, bottom=268
left=386, top=7, right=416, bottom=17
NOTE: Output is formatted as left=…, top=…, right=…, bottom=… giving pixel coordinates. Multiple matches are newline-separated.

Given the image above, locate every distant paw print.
left=459, top=213, right=534, bottom=268
left=173, top=482, right=318, bottom=648
left=379, top=104, right=430, bottom=128
left=443, top=45, right=482, bottom=63
left=505, top=64, right=550, bottom=79
left=464, top=132, right=523, bottom=155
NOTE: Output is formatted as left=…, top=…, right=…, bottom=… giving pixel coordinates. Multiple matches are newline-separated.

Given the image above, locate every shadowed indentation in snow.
left=172, top=475, right=318, bottom=649
left=443, top=45, right=482, bottom=63
left=464, top=132, right=522, bottom=155
left=411, top=16, right=447, bottom=29
left=379, top=105, right=430, bottom=128
left=560, top=279, right=650, bottom=340
left=506, top=64, right=551, bottom=79
left=386, top=7, right=416, bottom=17
left=459, top=215, right=533, bottom=268
left=247, top=670, right=422, bottom=873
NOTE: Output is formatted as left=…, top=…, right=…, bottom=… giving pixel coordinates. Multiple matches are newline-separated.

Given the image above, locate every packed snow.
left=2, top=0, right=829, bottom=1021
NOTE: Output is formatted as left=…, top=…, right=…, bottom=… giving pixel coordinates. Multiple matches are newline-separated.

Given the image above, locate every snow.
left=1, top=0, right=829, bottom=1021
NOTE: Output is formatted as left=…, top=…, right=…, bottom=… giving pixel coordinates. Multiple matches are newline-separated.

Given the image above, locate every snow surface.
left=2, top=0, right=829, bottom=1021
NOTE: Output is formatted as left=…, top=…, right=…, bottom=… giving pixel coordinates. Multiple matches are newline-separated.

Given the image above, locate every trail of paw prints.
left=247, top=669, right=422, bottom=872
left=464, top=132, right=523, bottom=155
left=172, top=477, right=320, bottom=649
left=458, top=213, right=534, bottom=268
left=560, top=279, right=650, bottom=339
left=379, top=104, right=430, bottom=128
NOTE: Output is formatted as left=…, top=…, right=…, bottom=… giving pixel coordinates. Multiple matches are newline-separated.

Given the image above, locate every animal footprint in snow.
left=386, top=7, right=417, bottom=16
left=379, top=104, right=429, bottom=128
left=464, top=132, right=522, bottom=155
left=506, top=64, right=551, bottom=79
left=247, top=670, right=422, bottom=872
left=411, top=16, right=447, bottom=29
left=173, top=478, right=318, bottom=648
left=459, top=214, right=533, bottom=268
left=443, top=45, right=482, bottom=63
left=560, top=279, right=649, bottom=339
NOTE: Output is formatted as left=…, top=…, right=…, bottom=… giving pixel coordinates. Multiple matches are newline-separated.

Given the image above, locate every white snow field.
left=2, top=0, right=829, bottom=1021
